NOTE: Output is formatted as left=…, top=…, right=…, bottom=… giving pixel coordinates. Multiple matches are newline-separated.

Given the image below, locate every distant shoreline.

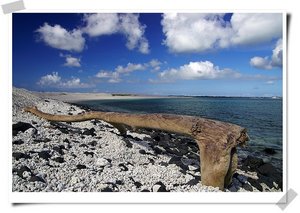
left=33, top=91, right=174, bottom=102
left=33, top=91, right=282, bottom=103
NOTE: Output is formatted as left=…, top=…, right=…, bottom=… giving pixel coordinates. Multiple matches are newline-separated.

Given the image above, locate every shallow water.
left=76, top=97, right=283, bottom=169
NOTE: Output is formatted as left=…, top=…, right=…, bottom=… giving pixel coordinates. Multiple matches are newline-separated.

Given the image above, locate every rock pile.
left=12, top=88, right=282, bottom=192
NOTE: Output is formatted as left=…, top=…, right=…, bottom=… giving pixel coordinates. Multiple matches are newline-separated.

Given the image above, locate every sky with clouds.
left=13, top=13, right=283, bottom=96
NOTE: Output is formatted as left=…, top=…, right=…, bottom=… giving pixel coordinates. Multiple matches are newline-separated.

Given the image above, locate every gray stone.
left=70, top=176, right=80, bottom=185
left=152, top=184, right=161, bottom=192
left=188, top=164, right=199, bottom=171
left=228, top=185, right=238, bottom=192
left=52, top=157, right=65, bottom=163
left=13, top=139, right=24, bottom=145
left=243, top=183, right=253, bottom=191
left=13, top=122, right=35, bottom=136
left=237, top=174, right=248, bottom=184
left=232, top=177, right=242, bottom=187
left=38, top=151, right=51, bottom=160
left=96, top=158, right=110, bottom=167
left=22, top=171, right=31, bottom=179
left=57, top=183, right=64, bottom=191
left=13, top=152, right=31, bottom=160
left=76, top=164, right=86, bottom=169
left=186, top=178, right=199, bottom=186
left=29, top=175, right=45, bottom=183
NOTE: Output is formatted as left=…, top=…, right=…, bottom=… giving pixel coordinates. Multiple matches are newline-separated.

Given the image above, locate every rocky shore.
left=12, top=88, right=282, bottom=192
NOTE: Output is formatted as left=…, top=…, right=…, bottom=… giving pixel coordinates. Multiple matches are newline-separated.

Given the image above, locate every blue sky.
left=13, top=13, right=283, bottom=96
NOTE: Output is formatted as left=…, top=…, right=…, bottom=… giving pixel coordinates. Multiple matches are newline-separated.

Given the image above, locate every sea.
left=75, top=97, right=283, bottom=170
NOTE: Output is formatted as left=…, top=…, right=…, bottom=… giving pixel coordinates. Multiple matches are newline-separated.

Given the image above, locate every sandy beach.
left=34, top=91, right=168, bottom=102
left=12, top=87, right=282, bottom=192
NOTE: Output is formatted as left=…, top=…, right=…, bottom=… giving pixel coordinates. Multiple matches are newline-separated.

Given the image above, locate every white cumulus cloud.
left=36, top=14, right=151, bottom=54
left=82, top=13, right=119, bottom=36
left=36, top=23, right=85, bottom=52
left=230, top=14, right=282, bottom=45
left=95, top=71, right=121, bottom=83
left=161, top=13, right=231, bottom=53
left=95, top=71, right=112, bottom=78
left=250, top=39, right=283, bottom=70
left=115, top=63, right=146, bottom=74
left=60, top=54, right=81, bottom=67
left=155, top=61, right=240, bottom=82
left=82, top=13, right=149, bottom=54
left=38, top=72, right=91, bottom=88
left=38, top=72, right=61, bottom=86
left=95, top=59, right=162, bottom=83
left=150, top=60, right=280, bottom=83
left=271, top=39, right=283, bottom=67
left=161, top=13, right=282, bottom=53
left=250, top=57, right=273, bottom=70
left=95, top=62, right=144, bottom=83
left=60, top=78, right=87, bottom=88
left=119, top=14, right=149, bottom=54
left=148, top=59, right=162, bottom=71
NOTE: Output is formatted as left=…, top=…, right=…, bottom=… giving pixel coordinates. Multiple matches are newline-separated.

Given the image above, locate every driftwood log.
left=24, top=106, right=249, bottom=190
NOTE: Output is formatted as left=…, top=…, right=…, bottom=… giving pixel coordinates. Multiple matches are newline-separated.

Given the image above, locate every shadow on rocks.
left=232, top=155, right=283, bottom=192
left=122, top=127, right=201, bottom=182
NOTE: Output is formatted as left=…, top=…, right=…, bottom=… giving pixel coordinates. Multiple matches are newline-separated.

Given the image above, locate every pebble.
left=242, top=155, right=264, bottom=171
left=188, top=165, right=199, bottom=171
left=38, top=151, right=51, bottom=160
left=152, top=184, right=161, bottom=192
left=101, top=187, right=113, bottom=192
left=152, top=181, right=168, bottom=192
left=82, top=128, right=96, bottom=136
left=57, top=183, right=64, bottom=191
left=12, top=122, right=35, bottom=136
left=29, top=175, right=45, bottom=183
left=257, top=163, right=277, bottom=176
left=24, top=128, right=37, bottom=137
left=237, top=174, right=248, bottom=184
left=52, top=146, right=65, bottom=155
left=248, top=178, right=263, bottom=191
left=15, top=166, right=32, bottom=178
left=76, top=164, right=87, bottom=169
left=134, top=181, right=142, bottom=188
left=13, top=139, right=24, bottom=145
left=118, top=163, right=128, bottom=171
left=52, top=157, right=65, bottom=163
left=139, top=149, right=147, bottom=154
left=84, top=151, right=95, bottom=157
left=13, top=152, right=31, bottom=160
left=228, top=185, right=238, bottom=192
left=70, top=176, right=80, bottom=185
left=232, top=177, right=242, bottom=188
left=243, top=183, right=253, bottom=191
left=22, top=171, right=31, bottom=179
left=88, top=141, right=97, bottom=146
left=96, top=158, right=110, bottom=167
left=186, top=178, right=199, bottom=186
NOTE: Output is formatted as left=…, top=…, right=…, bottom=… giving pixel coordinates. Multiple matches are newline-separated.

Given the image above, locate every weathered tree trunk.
left=24, top=106, right=249, bottom=190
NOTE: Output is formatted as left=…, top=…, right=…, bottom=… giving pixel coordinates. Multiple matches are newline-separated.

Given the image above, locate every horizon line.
left=13, top=86, right=282, bottom=99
